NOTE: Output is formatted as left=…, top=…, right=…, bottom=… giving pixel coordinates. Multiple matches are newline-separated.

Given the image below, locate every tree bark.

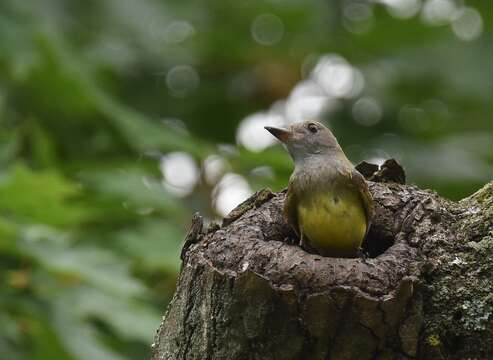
left=152, top=161, right=493, bottom=360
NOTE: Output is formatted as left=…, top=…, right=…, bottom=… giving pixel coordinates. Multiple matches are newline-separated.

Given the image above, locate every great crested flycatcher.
left=265, top=121, right=374, bottom=258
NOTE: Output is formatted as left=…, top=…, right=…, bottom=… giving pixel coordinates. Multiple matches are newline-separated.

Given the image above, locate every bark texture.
left=152, top=161, right=493, bottom=360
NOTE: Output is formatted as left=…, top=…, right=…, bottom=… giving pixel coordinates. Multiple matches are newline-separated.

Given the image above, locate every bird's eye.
left=307, top=123, right=318, bottom=133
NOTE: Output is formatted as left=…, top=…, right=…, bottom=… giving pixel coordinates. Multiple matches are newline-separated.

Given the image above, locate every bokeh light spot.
left=250, top=166, right=275, bottom=180
left=160, top=152, right=199, bottom=197
left=214, top=173, right=253, bottom=217
left=381, top=0, right=421, bottom=19
left=452, top=7, right=483, bottom=42
left=204, top=155, right=227, bottom=185
left=352, top=97, right=383, bottom=127
left=344, top=3, right=373, bottom=23
left=237, top=112, right=285, bottom=152
left=421, top=0, right=458, bottom=25
left=166, top=65, right=200, bottom=98
left=343, top=2, right=374, bottom=33
left=286, top=96, right=333, bottom=123
left=287, top=80, right=333, bottom=123
left=251, top=13, right=284, bottom=46
left=163, top=20, right=195, bottom=44
left=313, top=55, right=364, bottom=98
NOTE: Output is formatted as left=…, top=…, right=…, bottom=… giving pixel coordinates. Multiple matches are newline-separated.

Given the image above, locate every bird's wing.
left=348, top=168, right=374, bottom=237
left=284, top=181, right=300, bottom=237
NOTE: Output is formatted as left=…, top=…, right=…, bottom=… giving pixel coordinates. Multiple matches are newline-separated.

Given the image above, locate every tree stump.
left=152, top=161, right=493, bottom=360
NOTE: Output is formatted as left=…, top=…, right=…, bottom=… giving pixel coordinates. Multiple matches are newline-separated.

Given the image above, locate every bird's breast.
left=297, top=186, right=367, bottom=257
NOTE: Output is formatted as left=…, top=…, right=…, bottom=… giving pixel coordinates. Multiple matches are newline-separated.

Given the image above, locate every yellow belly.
left=298, top=189, right=367, bottom=258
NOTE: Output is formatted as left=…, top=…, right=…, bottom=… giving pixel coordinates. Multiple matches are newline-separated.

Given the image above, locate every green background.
left=1, top=0, right=492, bottom=359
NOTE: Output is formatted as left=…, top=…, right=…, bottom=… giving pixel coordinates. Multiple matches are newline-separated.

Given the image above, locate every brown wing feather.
left=349, top=169, right=374, bottom=237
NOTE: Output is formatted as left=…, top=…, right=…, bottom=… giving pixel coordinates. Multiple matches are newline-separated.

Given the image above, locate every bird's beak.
left=264, top=126, right=291, bottom=143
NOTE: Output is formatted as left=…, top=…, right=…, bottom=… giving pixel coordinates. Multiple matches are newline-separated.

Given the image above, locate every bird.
left=265, top=121, right=374, bottom=258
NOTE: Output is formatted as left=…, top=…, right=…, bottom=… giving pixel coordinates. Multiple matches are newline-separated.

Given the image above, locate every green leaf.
left=117, top=220, right=183, bottom=273
left=66, top=287, right=160, bottom=343
left=38, top=32, right=211, bottom=157
left=25, top=119, right=59, bottom=167
left=80, top=167, right=184, bottom=216
left=0, top=164, right=89, bottom=227
left=0, top=129, right=19, bottom=166
left=52, top=299, right=127, bottom=360
left=28, top=319, right=73, bottom=360
left=21, top=227, right=145, bottom=297
left=0, top=217, right=19, bottom=254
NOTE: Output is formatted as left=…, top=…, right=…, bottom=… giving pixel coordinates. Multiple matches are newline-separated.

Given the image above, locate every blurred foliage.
left=0, top=0, right=492, bottom=359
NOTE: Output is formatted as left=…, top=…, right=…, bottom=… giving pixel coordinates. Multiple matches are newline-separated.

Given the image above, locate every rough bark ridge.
left=152, top=162, right=493, bottom=360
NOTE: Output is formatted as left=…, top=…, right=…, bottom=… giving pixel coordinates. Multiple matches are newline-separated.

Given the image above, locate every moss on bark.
left=152, top=166, right=493, bottom=360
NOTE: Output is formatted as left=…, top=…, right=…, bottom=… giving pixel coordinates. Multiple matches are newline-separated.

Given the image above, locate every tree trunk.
left=151, top=161, right=493, bottom=360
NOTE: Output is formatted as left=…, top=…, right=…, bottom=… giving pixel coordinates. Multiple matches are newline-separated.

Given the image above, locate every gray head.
left=265, top=121, right=343, bottom=163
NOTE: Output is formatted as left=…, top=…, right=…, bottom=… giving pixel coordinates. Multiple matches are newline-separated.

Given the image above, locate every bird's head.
left=265, top=121, right=342, bottom=163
